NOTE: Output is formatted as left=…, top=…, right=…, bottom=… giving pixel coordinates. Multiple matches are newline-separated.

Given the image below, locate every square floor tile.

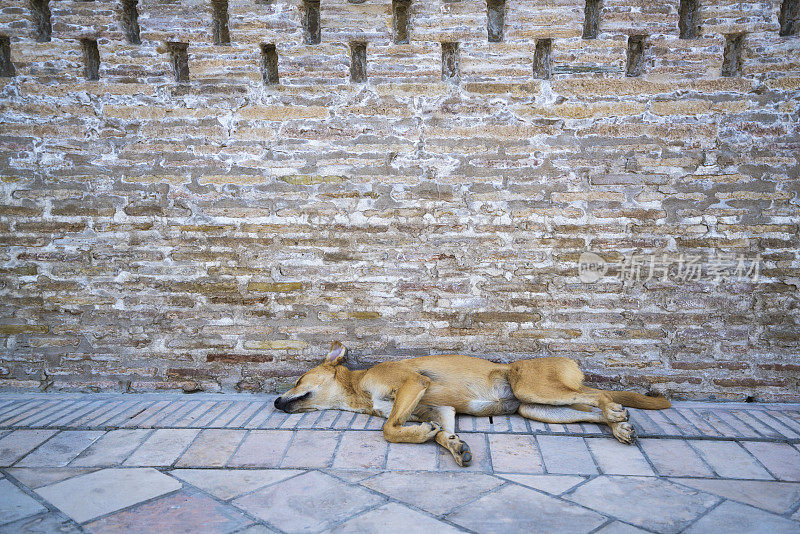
left=331, top=502, right=463, bottom=533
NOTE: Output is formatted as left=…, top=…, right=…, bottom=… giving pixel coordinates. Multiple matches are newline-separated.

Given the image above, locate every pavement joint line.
left=278, top=429, right=296, bottom=468
left=786, top=492, right=800, bottom=518
left=177, top=400, right=219, bottom=428
left=757, top=410, right=800, bottom=439
left=7, top=429, right=62, bottom=468
left=582, top=435, right=604, bottom=474
left=635, top=437, right=661, bottom=476
left=0, top=400, right=33, bottom=421
left=0, top=467, right=82, bottom=527
left=70, top=476, right=185, bottom=527
left=160, top=468, right=286, bottom=532
left=42, top=401, right=100, bottom=428
left=678, top=493, right=726, bottom=532
left=55, top=400, right=108, bottom=428
left=83, top=400, right=136, bottom=428
left=9, top=400, right=66, bottom=427
left=206, top=401, right=246, bottom=428
left=70, top=400, right=124, bottom=428
left=136, top=399, right=187, bottom=428
left=157, top=400, right=201, bottom=428
left=667, top=476, right=800, bottom=519
left=684, top=437, right=723, bottom=478
left=324, top=467, right=481, bottom=534
left=224, top=428, right=252, bottom=469
left=227, top=401, right=264, bottom=429
left=585, top=518, right=615, bottom=534
left=0, top=401, right=44, bottom=426
left=732, top=408, right=774, bottom=436
left=665, top=406, right=703, bottom=435
left=169, top=430, right=206, bottom=470
left=736, top=438, right=786, bottom=481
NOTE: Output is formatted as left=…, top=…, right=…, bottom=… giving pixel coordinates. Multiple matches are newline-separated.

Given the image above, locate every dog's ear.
left=324, top=341, right=347, bottom=365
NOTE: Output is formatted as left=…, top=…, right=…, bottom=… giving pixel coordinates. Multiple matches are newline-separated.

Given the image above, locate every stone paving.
left=0, top=393, right=799, bottom=533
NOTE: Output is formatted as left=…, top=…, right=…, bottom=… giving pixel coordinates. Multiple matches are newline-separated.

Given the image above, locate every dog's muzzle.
left=274, top=392, right=310, bottom=412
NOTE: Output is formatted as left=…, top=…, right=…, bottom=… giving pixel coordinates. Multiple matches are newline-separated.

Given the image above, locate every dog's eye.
left=294, top=378, right=301, bottom=388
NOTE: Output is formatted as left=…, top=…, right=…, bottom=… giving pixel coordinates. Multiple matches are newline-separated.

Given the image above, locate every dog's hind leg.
left=518, top=403, right=636, bottom=444
left=518, top=403, right=605, bottom=424
left=382, top=375, right=441, bottom=444
left=509, top=359, right=635, bottom=444
left=415, top=405, right=472, bottom=467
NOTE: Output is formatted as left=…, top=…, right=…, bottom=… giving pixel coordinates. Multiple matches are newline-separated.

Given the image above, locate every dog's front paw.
left=424, top=421, right=441, bottom=440
left=605, top=402, right=629, bottom=423
left=611, top=421, right=636, bottom=444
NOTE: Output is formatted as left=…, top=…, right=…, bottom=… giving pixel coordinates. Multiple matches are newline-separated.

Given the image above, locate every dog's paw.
left=611, top=421, right=636, bottom=444
left=456, top=441, right=472, bottom=467
left=605, top=403, right=629, bottom=423
left=424, top=421, right=441, bottom=440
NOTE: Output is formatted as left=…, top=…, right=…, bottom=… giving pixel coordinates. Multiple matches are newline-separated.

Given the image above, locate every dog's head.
left=273, top=341, right=349, bottom=413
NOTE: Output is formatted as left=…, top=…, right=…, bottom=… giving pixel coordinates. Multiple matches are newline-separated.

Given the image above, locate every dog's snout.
left=274, top=396, right=286, bottom=411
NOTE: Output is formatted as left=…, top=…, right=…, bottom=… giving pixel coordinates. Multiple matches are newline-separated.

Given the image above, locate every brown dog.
left=274, top=341, right=670, bottom=467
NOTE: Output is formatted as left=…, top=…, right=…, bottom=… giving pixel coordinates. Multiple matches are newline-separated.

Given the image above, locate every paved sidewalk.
left=1, top=393, right=799, bottom=533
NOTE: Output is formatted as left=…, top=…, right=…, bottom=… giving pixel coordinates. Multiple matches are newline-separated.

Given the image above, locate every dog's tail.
left=608, top=390, right=671, bottom=410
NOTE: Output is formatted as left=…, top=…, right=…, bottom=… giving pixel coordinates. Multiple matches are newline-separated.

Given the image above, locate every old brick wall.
left=0, top=0, right=798, bottom=400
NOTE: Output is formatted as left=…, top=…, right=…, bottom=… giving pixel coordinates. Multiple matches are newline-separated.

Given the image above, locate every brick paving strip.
left=0, top=393, right=799, bottom=533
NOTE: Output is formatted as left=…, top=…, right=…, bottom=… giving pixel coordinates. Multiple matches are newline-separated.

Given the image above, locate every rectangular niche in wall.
left=260, top=43, right=279, bottom=85
left=532, top=38, right=551, bottom=79
left=583, top=0, right=601, bottom=39
left=302, top=0, right=321, bottom=44
left=626, top=35, right=646, bottom=77
left=350, top=41, right=366, bottom=82
left=81, top=38, right=100, bottom=80
left=487, top=0, right=505, bottom=43
left=0, top=36, right=14, bottom=77
left=392, top=0, right=410, bottom=44
left=120, top=0, right=141, bottom=44
left=679, top=0, right=700, bottom=39
left=166, top=41, right=190, bottom=82
left=212, top=0, right=230, bottom=45
left=779, top=0, right=799, bottom=36
left=441, top=42, right=459, bottom=82
left=30, top=0, right=52, bottom=42
left=721, top=33, right=744, bottom=76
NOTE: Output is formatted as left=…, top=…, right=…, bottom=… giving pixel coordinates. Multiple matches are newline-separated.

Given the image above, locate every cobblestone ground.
left=1, top=393, right=799, bottom=533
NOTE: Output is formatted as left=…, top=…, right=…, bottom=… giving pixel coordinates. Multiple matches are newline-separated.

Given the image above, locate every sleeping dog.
left=274, top=342, right=670, bottom=467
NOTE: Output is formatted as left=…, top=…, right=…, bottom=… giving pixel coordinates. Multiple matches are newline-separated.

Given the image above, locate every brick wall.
left=0, top=0, right=798, bottom=400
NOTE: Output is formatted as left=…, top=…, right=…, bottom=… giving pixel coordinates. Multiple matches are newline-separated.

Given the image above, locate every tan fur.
left=274, top=341, right=671, bottom=466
